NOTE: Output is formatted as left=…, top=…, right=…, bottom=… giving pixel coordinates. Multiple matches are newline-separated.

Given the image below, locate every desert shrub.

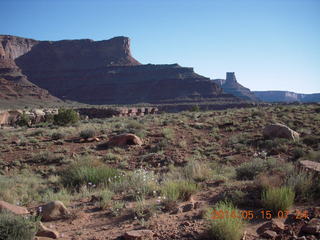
left=236, top=158, right=293, bottom=180
left=98, top=189, right=114, bottom=210
left=41, top=188, right=72, bottom=205
left=261, top=186, right=295, bottom=212
left=16, top=113, right=30, bottom=127
left=182, top=160, right=212, bottom=182
left=161, top=180, right=197, bottom=202
left=206, top=201, right=244, bottom=240
left=103, top=152, right=123, bottom=163
left=302, top=135, right=320, bottom=146
left=51, top=131, right=65, bottom=140
left=30, top=151, right=64, bottom=164
left=304, top=151, right=320, bottom=162
left=221, top=190, right=247, bottom=206
left=0, top=212, right=39, bottom=240
left=133, top=197, right=157, bottom=220
left=53, top=108, right=79, bottom=126
left=61, top=158, right=120, bottom=188
left=286, top=172, right=313, bottom=200
left=258, top=138, right=290, bottom=154
left=110, top=201, right=125, bottom=216
left=0, top=171, right=45, bottom=205
left=150, top=139, right=169, bottom=153
left=109, top=168, right=158, bottom=199
left=236, top=158, right=266, bottom=180
left=79, top=128, right=96, bottom=139
left=292, top=147, right=305, bottom=161
left=162, top=128, right=174, bottom=140
left=190, top=105, right=200, bottom=112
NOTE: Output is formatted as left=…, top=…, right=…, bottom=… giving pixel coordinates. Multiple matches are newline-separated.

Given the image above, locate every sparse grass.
left=206, top=201, right=244, bottom=240
left=98, top=189, right=114, bottom=210
left=0, top=211, right=39, bottom=240
left=79, top=128, right=96, bottom=139
left=51, top=131, right=66, bottom=140
left=161, top=180, right=198, bottom=202
left=61, top=157, right=120, bottom=188
left=30, top=151, right=64, bottom=164
left=182, top=160, right=213, bottom=182
left=261, top=186, right=295, bottom=212
left=133, top=197, right=157, bottom=220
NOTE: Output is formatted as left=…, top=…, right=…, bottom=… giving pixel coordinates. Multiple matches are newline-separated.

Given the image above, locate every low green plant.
left=54, top=108, right=79, bottom=126
left=79, top=129, right=96, bottom=139
left=182, top=160, right=212, bottom=182
left=206, top=201, right=244, bottom=240
left=133, top=197, right=156, bottom=220
left=161, top=180, right=197, bottom=202
left=261, top=186, right=295, bottom=212
left=61, top=158, right=120, bottom=188
left=51, top=132, right=65, bottom=140
left=98, top=189, right=114, bottom=210
left=0, top=211, right=39, bottom=240
left=110, top=201, right=125, bottom=216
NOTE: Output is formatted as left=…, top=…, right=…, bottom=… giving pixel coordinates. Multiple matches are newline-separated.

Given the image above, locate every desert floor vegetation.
left=0, top=103, right=319, bottom=239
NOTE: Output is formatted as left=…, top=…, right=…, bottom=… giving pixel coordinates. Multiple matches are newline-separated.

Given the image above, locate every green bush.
left=61, top=158, right=120, bottom=188
left=161, top=180, right=197, bottom=202
left=0, top=212, right=38, bottom=240
left=16, top=113, right=30, bottom=127
left=206, top=201, right=244, bottom=240
left=261, top=186, right=295, bottom=212
left=51, top=132, right=65, bottom=140
left=98, top=189, right=114, bottom=210
left=53, top=108, right=79, bottom=126
left=79, top=129, right=96, bottom=139
left=236, top=158, right=266, bottom=180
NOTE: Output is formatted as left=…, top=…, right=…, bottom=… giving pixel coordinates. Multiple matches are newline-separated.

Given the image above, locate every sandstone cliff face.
left=0, top=35, right=232, bottom=105
left=0, top=36, right=60, bottom=105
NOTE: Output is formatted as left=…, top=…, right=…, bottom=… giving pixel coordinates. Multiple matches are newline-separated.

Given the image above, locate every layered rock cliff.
left=0, top=35, right=233, bottom=105
left=212, top=72, right=259, bottom=101
left=0, top=35, right=60, bottom=105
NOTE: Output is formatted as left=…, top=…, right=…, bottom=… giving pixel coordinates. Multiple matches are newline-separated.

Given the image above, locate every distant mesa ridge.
left=212, top=72, right=259, bottom=101
left=0, top=34, right=241, bottom=105
left=253, top=91, right=320, bottom=103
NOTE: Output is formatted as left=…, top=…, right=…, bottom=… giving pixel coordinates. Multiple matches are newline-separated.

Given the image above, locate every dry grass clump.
left=206, top=201, right=244, bottom=240
left=261, top=186, right=295, bottom=212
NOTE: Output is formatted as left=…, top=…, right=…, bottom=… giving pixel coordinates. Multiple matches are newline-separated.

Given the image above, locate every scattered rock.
left=107, top=133, right=143, bottom=147
left=123, top=229, right=154, bottom=240
left=301, top=218, right=320, bottom=234
left=181, top=203, right=194, bottom=212
left=36, top=222, right=59, bottom=239
left=263, top=123, right=299, bottom=141
left=258, top=219, right=285, bottom=234
left=39, top=201, right=70, bottom=221
left=299, top=160, right=320, bottom=174
left=0, top=200, right=29, bottom=215
left=261, top=230, right=277, bottom=239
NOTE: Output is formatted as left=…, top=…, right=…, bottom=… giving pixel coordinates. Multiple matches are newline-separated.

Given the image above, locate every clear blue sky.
left=1, top=0, right=319, bottom=93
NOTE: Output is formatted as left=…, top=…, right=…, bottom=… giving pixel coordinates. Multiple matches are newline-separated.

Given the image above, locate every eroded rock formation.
left=0, top=35, right=234, bottom=105
left=213, top=72, right=258, bottom=101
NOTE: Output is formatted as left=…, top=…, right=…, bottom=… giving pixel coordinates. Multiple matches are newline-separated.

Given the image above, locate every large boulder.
left=38, top=201, right=69, bottom=221
left=0, top=200, right=29, bottom=215
left=107, top=133, right=143, bottom=146
left=263, top=123, right=299, bottom=141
